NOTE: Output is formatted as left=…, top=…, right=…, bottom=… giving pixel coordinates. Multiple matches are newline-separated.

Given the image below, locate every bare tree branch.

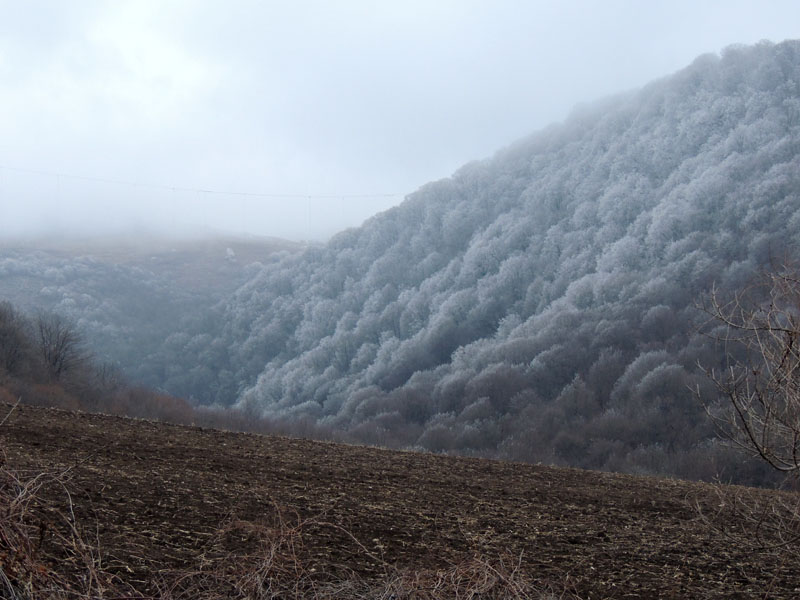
left=35, top=312, right=89, bottom=381
left=698, top=264, right=800, bottom=477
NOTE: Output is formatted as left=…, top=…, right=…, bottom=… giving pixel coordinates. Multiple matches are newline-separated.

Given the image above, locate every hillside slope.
left=208, top=40, right=800, bottom=481
left=0, top=235, right=300, bottom=397
left=3, top=401, right=798, bottom=598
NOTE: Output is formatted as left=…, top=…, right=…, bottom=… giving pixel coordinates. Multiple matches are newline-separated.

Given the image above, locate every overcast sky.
left=1, top=1, right=799, bottom=241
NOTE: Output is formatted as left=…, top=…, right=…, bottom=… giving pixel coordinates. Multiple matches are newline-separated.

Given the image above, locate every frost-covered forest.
left=214, top=40, right=800, bottom=481
left=0, top=237, right=298, bottom=397
left=3, top=40, right=800, bottom=483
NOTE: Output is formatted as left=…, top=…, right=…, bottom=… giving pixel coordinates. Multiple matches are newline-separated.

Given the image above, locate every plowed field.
left=2, top=401, right=798, bottom=598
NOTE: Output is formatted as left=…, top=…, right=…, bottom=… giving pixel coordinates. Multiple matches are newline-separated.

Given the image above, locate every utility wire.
left=0, top=164, right=401, bottom=200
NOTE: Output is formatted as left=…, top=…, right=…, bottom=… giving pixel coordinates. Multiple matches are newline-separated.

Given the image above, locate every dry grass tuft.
left=157, top=505, right=568, bottom=599
left=0, top=399, right=134, bottom=599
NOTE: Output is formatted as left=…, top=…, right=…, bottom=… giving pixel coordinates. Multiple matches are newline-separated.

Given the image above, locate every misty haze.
left=4, top=3, right=800, bottom=597
left=2, top=1, right=799, bottom=241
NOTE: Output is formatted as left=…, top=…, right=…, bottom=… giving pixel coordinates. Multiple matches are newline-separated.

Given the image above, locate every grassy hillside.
left=2, top=401, right=798, bottom=598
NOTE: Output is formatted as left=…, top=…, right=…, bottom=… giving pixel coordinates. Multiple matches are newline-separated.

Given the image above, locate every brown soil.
left=2, top=401, right=798, bottom=598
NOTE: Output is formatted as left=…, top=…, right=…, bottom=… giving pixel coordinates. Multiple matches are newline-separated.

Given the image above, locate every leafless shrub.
left=35, top=312, right=90, bottom=383
left=697, top=266, right=800, bottom=478
left=695, top=263, right=800, bottom=553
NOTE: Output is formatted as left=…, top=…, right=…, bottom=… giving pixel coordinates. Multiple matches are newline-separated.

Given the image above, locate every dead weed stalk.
left=160, top=503, right=573, bottom=599
left=692, top=482, right=800, bottom=551
left=0, top=399, right=132, bottom=599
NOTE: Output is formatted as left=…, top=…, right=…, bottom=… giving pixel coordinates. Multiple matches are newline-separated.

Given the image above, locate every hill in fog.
left=0, top=235, right=301, bottom=394
left=190, top=40, right=800, bottom=482
left=3, top=40, right=799, bottom=485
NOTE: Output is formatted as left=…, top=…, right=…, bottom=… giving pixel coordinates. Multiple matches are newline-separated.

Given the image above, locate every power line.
left=0, top=164, right=401, bottom=201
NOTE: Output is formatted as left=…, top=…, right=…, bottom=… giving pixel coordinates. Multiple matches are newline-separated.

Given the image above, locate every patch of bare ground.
left=1, top=400, right=798, bottom=598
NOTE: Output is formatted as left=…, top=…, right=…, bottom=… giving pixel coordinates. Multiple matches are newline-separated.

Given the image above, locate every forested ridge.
left=3, top=40, right=800, bottom=484
left=204, top=40, right=799, bottom=482
left=0, top=236, right=298, bottom=396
